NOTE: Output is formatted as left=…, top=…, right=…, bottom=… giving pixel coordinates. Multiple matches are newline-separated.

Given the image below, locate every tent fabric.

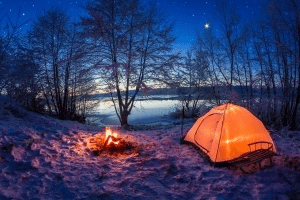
left=184, top=103, right=276, bottom=163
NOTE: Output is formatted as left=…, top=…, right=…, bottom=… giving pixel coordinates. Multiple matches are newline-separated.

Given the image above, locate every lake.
left=87, top=98, right=181, bottom=126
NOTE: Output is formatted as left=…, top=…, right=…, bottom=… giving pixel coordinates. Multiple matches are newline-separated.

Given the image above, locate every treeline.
left=0, top=0, right=177, bottom=126
left=0, top=0, right=299, bottom=130
left=178, top=0, right=300, bottom=130
left=0, top=8, right=98, bottom=122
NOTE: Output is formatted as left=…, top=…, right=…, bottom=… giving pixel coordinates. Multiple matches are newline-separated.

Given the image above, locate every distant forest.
left=0, top=0, right=299, bottom=129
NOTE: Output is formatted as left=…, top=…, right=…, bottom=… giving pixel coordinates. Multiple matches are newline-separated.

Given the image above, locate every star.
left=205, top=23, right=209, bottom=28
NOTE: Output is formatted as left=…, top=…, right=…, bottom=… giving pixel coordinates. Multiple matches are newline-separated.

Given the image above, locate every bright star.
left=205, top=23, right=209, bottom=28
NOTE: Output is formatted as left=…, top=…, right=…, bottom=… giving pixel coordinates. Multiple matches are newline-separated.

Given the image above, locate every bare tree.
left=81, top=0, right=178, bottom=126
left=0, top=10, right=24, bottom=94
left=28, top=7, right=96, bottom=121
left=268, top=0, right=300, bottom=129
left=5, top=48, right=44, bottom=112
left=215, top=0, right=247, bottom=91
left=195, top=25, right=228, bottom=105
left=175, top=49, right=209, bottom=118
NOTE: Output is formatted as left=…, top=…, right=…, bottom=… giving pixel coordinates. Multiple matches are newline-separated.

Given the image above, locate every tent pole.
left=181, top=105, right=184, bottom=139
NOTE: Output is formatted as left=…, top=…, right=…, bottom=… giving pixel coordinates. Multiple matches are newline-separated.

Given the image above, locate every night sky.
left=1, top=0, right=262, bottom=53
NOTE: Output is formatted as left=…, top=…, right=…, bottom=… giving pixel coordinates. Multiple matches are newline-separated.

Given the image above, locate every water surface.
left=88, top=99, right=181, bottom=126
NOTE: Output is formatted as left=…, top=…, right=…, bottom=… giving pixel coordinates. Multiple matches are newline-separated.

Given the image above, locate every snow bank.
left=0, top=97, right=299, bottom=199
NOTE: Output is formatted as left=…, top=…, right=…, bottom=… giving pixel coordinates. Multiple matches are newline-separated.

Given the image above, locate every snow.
left=0, top=97, right=300, bottom=199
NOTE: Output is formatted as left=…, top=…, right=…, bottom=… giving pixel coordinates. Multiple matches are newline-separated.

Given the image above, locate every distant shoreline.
left=89, top=86, right=280, bottom=102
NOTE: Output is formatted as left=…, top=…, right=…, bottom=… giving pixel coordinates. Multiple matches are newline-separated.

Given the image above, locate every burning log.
left=103, top=135, right=122, bottom=149
left=88, top=127, right=138, bottom=156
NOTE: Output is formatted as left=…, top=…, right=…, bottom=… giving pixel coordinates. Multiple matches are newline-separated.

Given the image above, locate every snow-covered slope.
left=0, top=97, right=299, bottom=199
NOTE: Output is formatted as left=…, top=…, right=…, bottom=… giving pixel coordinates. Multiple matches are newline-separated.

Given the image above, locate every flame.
left=105, top=127, right=119, bottom=145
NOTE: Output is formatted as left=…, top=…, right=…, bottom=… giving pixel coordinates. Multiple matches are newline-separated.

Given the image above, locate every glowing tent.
left=184, top=103, right=276, bottom=163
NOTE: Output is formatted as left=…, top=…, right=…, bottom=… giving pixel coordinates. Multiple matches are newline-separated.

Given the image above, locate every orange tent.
left=184, top=103, right=276, bottom=163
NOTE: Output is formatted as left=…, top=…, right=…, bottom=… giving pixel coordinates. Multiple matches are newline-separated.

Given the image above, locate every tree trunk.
left=120, top=109, right=129, bottom=127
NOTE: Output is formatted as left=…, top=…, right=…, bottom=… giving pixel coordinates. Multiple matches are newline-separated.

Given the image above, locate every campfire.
left=104, top=127, right=121, bottom=147
left=88, top=127, right=138, bottom=157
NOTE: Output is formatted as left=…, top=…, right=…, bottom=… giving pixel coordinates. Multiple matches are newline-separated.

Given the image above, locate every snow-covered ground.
left=0, top=97, right=300, bottom=199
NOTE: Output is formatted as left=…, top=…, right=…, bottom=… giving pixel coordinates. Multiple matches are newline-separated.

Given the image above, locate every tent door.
left=194, top=113, right=222, bottom=152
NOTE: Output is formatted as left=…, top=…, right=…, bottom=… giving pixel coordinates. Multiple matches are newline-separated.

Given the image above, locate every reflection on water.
left=88, top=98, right=210, bottom=126
left=88, top=99, right=181, bottom=126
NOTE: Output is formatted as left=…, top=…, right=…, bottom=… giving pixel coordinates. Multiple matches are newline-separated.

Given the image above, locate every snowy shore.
left=0, top=99, right=300, bottom=199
